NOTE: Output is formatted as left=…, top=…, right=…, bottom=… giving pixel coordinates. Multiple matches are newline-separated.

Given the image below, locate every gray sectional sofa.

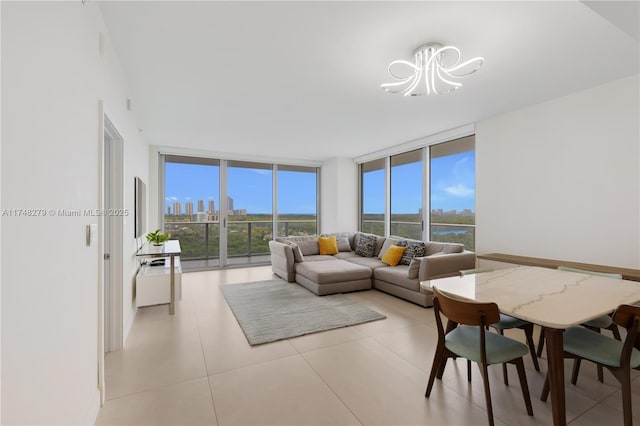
left=268, top=232, right=476, bottom=307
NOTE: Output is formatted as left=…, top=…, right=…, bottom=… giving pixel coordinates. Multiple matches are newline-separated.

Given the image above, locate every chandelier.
left=381, top=42, right=484, bottom=96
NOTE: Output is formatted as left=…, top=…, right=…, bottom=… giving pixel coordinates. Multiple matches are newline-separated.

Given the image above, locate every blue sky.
left=165, top=163, right=317, bottom=214
left=363, top=150, right=475, bottom=214
left=166, top=151, right=474, bottom=216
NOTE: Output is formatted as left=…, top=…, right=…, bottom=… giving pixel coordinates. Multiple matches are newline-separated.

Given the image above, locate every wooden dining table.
left=421, top=266, right=640, bottom=426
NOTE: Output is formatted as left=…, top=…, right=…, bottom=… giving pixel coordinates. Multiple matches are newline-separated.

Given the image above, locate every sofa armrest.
left=418, top=251, right=476, bottom=281
left=269, top=241, right=296, bottom=282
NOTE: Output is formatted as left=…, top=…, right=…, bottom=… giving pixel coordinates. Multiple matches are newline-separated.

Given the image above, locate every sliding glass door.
left=164, top=155, right=220, bottom=267
left=225, top=161, right=273, bottom=265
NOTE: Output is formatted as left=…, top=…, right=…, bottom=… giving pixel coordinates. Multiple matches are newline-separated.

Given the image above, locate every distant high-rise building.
left=227, top=196, right=234, bottom=211
left=185, top=201, right=194, bottom=216
left=173, top=201, right=182, bottom=216
left=197, top=199, right=205, bottom=213
left=208, top=199, right=216, bottom=214
left=167, top=205, right=171, bottom=215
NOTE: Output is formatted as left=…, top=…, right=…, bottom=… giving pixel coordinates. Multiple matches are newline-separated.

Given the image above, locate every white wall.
left=320, top=157, right=358, bottom=233
left=476, top=74, right=640, bottom=269
left=1, top=2, right=147, bottom=424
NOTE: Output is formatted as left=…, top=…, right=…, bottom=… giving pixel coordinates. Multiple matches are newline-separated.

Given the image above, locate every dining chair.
left=425, top=287, right=534, bottom=426
left=460, top=268, right=540, bottom=384
left=541, top=304, right=640, bottom=426
left=537, top=266, right=622, bottom=382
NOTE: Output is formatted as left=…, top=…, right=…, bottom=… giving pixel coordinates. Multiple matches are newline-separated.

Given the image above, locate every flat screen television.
left=134, top=177, right=146, bottom=238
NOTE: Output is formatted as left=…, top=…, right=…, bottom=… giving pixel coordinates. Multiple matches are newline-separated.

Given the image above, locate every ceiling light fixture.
left=381, top=42, right=484, bottom=96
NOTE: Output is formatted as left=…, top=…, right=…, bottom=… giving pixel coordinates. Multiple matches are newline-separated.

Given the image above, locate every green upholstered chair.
left=541, top=304, right=640, bottom=426
left=537, top=266, right=623, bottom=382
left=460, top=268, right=540, bottom=384
left=426, top=287, right=533, bottom=426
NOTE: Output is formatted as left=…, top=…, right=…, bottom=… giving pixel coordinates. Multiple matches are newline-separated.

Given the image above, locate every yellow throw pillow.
left=318, top=236, right=339, bottom=255
left=381, top=245, right=407, bottom=266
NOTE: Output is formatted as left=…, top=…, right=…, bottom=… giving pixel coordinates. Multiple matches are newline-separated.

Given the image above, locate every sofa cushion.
left=303, top=254, right=337, bottom=262
left=345, top=256, right=387, bottom=270
left=426, top=241, right=464, bottom=256
left=381, top=245, right=406, bottom=266
left=407, top=257, right=422, bottom=279
left=289, top=243, right=305, bottom=262
left=355, top=234, right=378, bottom=257
left=296, top=259, right=371, bottom=284
left=323, top=232, right=356, bottom=251
left=318, top=236, right=339, bottom=255
left=400, top=240, right=427, bottom=265
left=377, top=237, right=404, bottom=260
left=334, top=251, right=359, bottom=260
left=336, top=237, right=352, bottom=252
left=374, top=266, right=419, bottom=292
left=276, top=236, right=320, bottom=256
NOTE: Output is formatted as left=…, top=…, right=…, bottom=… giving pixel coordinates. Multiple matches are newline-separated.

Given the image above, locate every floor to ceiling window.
left=277, top=165, right=318, bottom=237
left=430, top=136, right=476, bottom=250
left=226, top=161, right=273, bottom=265
left=164, top=155, right=220, bottom=267
left=390, top=149, right=423, bottom=240
left=360, top=158, right=386, bottom=236
left=358, top=135, right=475, bottom=250
left=162, top=155, right=318, bottom=269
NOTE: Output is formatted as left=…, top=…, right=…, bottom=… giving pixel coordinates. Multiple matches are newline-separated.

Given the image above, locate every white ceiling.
left=98, top=1, right=639, bottom=163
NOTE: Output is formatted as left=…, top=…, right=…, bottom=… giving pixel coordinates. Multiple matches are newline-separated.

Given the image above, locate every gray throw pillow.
left=407, top=257, right=421, bottom=279
left=355, top=234, right=378, bottom=257
left=284, top=240, right=304, bottom=262
left=400, top=241, right=427, bottom=265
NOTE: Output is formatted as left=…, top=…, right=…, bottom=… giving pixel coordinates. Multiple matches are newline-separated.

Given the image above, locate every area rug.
left=220, top=279, right=386, bottom=345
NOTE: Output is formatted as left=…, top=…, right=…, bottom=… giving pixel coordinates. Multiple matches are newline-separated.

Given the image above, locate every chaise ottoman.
left=295, top=259, right=372, bottom=296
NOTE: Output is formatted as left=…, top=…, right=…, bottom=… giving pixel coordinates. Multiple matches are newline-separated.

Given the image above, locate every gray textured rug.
left=220, top=279, right=385, bottom=345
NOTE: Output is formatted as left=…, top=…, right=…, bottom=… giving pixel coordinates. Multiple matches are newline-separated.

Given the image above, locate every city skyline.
left=164, top=163, right=317, bottom=215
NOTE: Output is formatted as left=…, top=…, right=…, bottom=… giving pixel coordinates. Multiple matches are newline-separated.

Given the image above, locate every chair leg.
left=478, top=362, right=495, bottom=426
left=608, top=322, right=621, bottom=341
left=571, top=358, right=581, bottom=385
left=536, top=327, right=545, bottom=358
left=437, top=356, right=448, bottom=379
left=523, top=324, right=540, bottom=371
left=621, top=370, right=633, bottom=426
left=514, top=358, right=534, bottom=416
left=541, top=373, right=550, bottom=401
left=467, top=359, right=472, bottom=383
left=426, top=348, right=445, bottom=397
left=597, top=365, right=604, bottom=383
left=497, top=329, right=509, bottom=385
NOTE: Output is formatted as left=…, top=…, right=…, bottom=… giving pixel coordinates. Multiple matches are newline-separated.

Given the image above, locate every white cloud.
left=444, top=184, right=474, bottom=197
left=252, top=169, right=272, bottom=176
left=166, top=196, right=178, bottom=201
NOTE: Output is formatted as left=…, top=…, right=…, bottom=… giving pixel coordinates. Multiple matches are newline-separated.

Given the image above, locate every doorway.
left=98, top=106, right=124, bottom=403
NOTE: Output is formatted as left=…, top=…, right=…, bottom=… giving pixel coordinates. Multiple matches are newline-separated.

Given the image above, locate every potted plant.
left=146, top=229, right=170, bottom=246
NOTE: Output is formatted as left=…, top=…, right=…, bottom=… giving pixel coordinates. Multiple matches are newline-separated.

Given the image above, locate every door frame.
left=98, top=102, right=124, bottom=404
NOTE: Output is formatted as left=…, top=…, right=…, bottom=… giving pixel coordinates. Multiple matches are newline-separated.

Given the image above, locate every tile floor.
left=96, top=266, right=639, bottom=425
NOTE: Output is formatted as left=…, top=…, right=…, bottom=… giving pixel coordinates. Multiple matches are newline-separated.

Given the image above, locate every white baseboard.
left=123, top=304, right=137, bottom=346
left=82, top=388, right=101, bottom=425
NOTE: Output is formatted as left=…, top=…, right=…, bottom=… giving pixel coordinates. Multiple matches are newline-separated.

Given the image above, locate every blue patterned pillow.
left=400, top=241, right=426, bottom=265
left=355, top=234, right=378, bottom=257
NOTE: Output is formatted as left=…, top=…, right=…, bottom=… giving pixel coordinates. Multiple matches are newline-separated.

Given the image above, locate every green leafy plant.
left=146, top=229, right=170, bottom=245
